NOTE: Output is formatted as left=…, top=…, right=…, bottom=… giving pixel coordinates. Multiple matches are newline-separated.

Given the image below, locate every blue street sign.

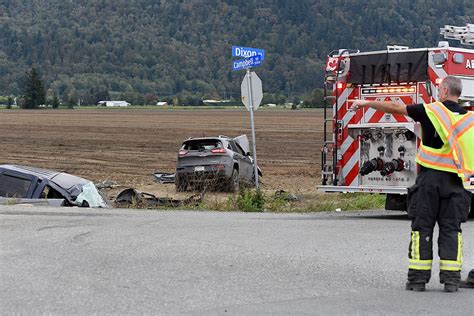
left=232, top=56, right=262, bottom=71
left=232, top=46, right=265, bottom=60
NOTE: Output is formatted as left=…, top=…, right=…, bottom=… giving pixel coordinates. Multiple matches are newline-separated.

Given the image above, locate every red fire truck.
left=318, top=40, right=474, bottom=214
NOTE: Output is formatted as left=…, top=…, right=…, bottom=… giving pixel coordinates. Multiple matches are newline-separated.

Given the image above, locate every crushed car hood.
left=233, top=135, right=250, bottom=154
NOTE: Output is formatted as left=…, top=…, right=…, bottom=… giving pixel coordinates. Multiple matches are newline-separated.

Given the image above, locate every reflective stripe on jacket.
left=415, top=101, right=474, bottom=180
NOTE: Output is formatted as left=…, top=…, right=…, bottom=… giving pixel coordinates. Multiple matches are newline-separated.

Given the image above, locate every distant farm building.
left=98, top=101, right=130, bottom=107
left=203, top=99, right=242, bottom=106
left=156, top=101, right=168, bottom=106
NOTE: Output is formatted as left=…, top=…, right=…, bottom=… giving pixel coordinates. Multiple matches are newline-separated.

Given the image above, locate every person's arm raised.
left=350, top=99, right=408, bottom=116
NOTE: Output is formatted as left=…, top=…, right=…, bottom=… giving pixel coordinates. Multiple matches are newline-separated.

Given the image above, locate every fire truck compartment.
left=346, top=123, right=419, bottom=188
left=459, top=77, right=474, bottom=101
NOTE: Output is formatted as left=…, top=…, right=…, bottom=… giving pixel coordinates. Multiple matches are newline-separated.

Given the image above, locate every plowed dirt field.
left=0, top=108, right=325, bottom=196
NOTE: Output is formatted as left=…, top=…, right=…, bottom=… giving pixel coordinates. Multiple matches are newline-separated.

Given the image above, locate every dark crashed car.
left=175, top=135, right=261, bottom=192
left=0, top=164, right=109, bottom=207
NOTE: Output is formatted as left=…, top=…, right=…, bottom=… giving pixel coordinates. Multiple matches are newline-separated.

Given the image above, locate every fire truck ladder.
left=321, top=72, right=336, bottom=185
left=321, top=49, right=356, bottom=185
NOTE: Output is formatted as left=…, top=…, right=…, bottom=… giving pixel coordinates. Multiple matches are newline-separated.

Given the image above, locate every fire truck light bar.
left=361, top=86, right=416, bottom=94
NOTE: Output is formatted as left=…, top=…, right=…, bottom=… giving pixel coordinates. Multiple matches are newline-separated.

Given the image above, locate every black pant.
left=407, top=168, right=471, bottom=284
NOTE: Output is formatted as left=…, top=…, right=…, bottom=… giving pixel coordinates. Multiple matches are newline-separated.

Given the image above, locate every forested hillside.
left=0, top=0, right=472, bottom=104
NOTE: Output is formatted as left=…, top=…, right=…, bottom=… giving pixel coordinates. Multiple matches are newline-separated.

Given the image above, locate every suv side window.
left=229, top=141, right=245, bottom=155
left=234, top=143, right=247, bottom=156
left=40, top=185, right=65, bottom=199
left=0, top=173, right=32, bottom=198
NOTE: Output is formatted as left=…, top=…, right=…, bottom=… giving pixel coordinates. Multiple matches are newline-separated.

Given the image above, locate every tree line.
left=12, top=67, right=325, bottom=108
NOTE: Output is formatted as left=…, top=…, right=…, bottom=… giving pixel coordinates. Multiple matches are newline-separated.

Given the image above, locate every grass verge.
left=201, top=188, right=386, bottom=213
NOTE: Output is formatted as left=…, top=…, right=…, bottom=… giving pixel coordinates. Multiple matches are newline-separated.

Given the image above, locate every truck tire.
left=385, top=194, right=407, bottom=212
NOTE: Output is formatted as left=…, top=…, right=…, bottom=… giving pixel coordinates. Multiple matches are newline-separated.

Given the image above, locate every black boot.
left=459, top=269, right=474, bottom=289
left=444, top=283, right=459, bottom=292
left=406, top=282, right=426, bottom=291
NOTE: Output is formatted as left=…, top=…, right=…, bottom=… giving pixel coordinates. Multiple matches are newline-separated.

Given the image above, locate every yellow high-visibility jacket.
left=416, top=101, right=474, bottom=180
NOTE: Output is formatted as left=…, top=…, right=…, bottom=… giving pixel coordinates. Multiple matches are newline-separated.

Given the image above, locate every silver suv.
left=175, top=135, right=261, bottom=192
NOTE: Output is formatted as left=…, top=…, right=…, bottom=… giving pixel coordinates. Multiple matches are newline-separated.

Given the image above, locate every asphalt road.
left=1, top=206, right=473, bottom=315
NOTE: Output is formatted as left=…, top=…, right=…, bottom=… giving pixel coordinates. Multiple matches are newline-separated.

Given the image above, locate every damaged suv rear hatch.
left=178, top=139, right=232, bottom=171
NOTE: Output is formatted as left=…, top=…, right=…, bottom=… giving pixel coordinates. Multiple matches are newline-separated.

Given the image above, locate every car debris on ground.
left=274, top=190, right=300, bottom=202
left=95, top=180, right=120, bottom=189
left=152, top=172, right=176, bottom=184
left=114, top=188, right=204, bottom=208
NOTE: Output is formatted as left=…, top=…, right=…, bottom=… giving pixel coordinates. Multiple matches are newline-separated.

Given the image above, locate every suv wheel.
left=229, top=168, right=240, bottom=192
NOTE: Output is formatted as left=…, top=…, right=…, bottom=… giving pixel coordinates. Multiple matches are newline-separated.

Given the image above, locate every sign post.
left=244, top=70, right=259, bottom=189
left=232, top=45, right=264, bottom=189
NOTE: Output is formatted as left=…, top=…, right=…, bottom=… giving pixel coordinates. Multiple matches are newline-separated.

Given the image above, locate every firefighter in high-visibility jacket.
left=352, top=76, right=473, bottom=292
